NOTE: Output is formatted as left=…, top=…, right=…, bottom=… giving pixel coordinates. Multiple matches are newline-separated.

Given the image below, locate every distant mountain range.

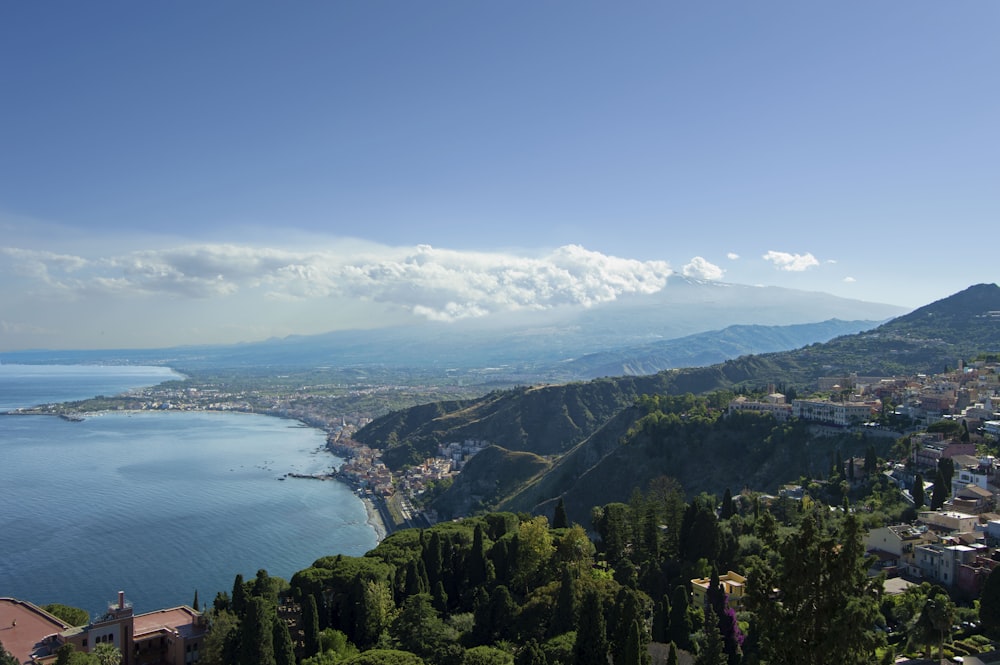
left=2, top=277, right=904, bottom=382
left=352, top=283, right=1000, bottom=519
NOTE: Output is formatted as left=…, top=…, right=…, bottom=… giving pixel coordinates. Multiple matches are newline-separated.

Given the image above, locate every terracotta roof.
left=133, top=607, right=205, bottom=641
left=0, top=598, right=71, bottom=664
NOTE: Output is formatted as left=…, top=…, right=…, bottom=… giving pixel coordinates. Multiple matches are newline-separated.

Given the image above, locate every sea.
left=0, top=364, right=378, bottom=617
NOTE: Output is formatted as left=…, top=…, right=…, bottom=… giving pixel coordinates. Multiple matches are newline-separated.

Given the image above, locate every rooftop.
left=133, top=606, right=205, bottom=641
left=0, top=598, right=71, bottom=664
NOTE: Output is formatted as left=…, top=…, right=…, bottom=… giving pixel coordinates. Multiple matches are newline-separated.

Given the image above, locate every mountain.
left=353, top=283, right=1000, bottom=518
left=1, top=277, right=902, bottom=384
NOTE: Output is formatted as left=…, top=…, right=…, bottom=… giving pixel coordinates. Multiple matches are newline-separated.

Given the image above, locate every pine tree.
left=573, top=590, right=608, bottom=665
left=746, top=512, right=884, bottom=664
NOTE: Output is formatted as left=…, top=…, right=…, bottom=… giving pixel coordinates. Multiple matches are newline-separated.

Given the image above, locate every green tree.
left=93, top=644, right=122, bottom=665
left=516, top=640, right=547, bottom=665
left=341, top=650, right=425, bottom=665
left=239, top=597, right=276, bottom=665
left=572, top=590, right=608, bottom=665
left=720, top=488, right=734, bottom=520
left=550, top=566, right=578, bottom=637
left=0, top=642, right=17, bottom=665
left=623, top=620, right=650, bottom=665
left=42, top=604, right=90, bottom=627
left=930, top=469, right=948, bottom=511
left=666, top=586, right=692, bottom=651
left=302, top=593, right=321, bottom=657
left=200, top=609, right=239, bottom=665
left=695, top=606, right=726, bottom=665
left=513, top=516, right=554, bottom=593
left=465, top=646, right=515, bottom=665
left=273, top=615, right=295, bottom=665
left=746, top=512, right=884, bottom=664
left=910, top=586, right=955, bottom=661
left=231, top=573, right=248, bottom=618
left=980, top=568, right=1000, bottom=636
left=553, top=498, right=569, bottom=530
left=390, top=594, right=459, bottom=662
left=912, top=473, right=925, bottom=509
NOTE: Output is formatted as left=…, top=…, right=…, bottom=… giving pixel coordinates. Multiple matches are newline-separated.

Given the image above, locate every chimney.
left=118, top=591, right=125, bottom=610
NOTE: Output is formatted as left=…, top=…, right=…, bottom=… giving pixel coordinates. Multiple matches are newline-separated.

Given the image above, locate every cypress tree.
left=272, top=615, right=295, bottom=665
left=652, top=593, right=670, bottom=643
left=239, top=597, right=276, bottom=665
left=720, top=488, right=733, bottom=520
left=550, top=565, right=578, bottom=637
left=931, top=469, right=948, bottom=511
left=695, top=605, right=726, bottom=665
left=302, top=593, right=320, bottom=657
left=192, top=589, right=199, bottom=612
left=553, top=497, right=569, bottom=529
left=422, top=531, right=443, bottom=589
left=913, top=473, right=925, bottom=508
left=231, top=574, right=247, bottom=618
left=623, top=620, right=647, bottom=665
left=573, top=590, right=608, bottom=665
left=611, top=588, right=643, bottom=665
left=666, top=643, right=678, bottom=665
left=667, top=585, right=692, bottom=650
left=467, top=523, right=490, bottom=589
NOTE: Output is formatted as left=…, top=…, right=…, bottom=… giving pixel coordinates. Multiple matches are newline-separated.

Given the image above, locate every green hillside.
left=354, top=283, right=1000, bottom=515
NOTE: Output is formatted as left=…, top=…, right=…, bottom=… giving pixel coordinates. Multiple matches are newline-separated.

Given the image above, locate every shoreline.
left=361, top=496, right=389, bottom=542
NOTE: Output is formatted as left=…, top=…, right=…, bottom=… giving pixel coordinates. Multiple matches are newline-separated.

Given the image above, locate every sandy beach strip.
left=362, top=496, right=389, bottom=542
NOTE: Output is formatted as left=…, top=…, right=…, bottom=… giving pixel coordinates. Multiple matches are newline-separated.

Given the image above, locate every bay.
left=0, top=365, right=378, bottom=617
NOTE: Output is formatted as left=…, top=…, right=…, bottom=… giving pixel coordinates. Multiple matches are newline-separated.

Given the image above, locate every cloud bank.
left=762, top=250, right=820, bottom=272
left=0, top=243, right=673, bottom=323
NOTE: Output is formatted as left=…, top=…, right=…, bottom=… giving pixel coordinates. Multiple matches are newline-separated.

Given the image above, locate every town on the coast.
left=7, top=358, right=1000, bottom=664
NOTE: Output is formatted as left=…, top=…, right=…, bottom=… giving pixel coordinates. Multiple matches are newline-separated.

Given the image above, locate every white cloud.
left=843, top=276, right=856, bottom=283
left=762, top=250, right=820, bottom=272
left=682, top=256, right=725, bottom=281
left=727, top=252, right=740, bottom=260
left=0, top=242, right=674, bottom=323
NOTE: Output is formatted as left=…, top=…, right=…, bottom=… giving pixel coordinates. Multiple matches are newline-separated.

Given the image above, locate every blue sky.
left=1, top=2, right=997, bottom=350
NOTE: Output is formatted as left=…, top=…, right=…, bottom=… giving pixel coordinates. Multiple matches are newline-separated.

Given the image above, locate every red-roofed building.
left=0, top=598, right=70, bottom=664
left=1, top=592, right=205, bottom=665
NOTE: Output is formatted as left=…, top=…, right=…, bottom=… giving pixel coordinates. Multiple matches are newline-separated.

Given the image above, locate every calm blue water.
left=0, top=366, right=378, bottom=617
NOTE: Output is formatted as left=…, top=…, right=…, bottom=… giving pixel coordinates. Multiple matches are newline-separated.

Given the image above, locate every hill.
left=354, top=283, right=1000, bottom=517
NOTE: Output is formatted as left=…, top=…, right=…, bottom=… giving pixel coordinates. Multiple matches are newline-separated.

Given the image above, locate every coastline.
left=361, top=496, right=389, bottom=542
